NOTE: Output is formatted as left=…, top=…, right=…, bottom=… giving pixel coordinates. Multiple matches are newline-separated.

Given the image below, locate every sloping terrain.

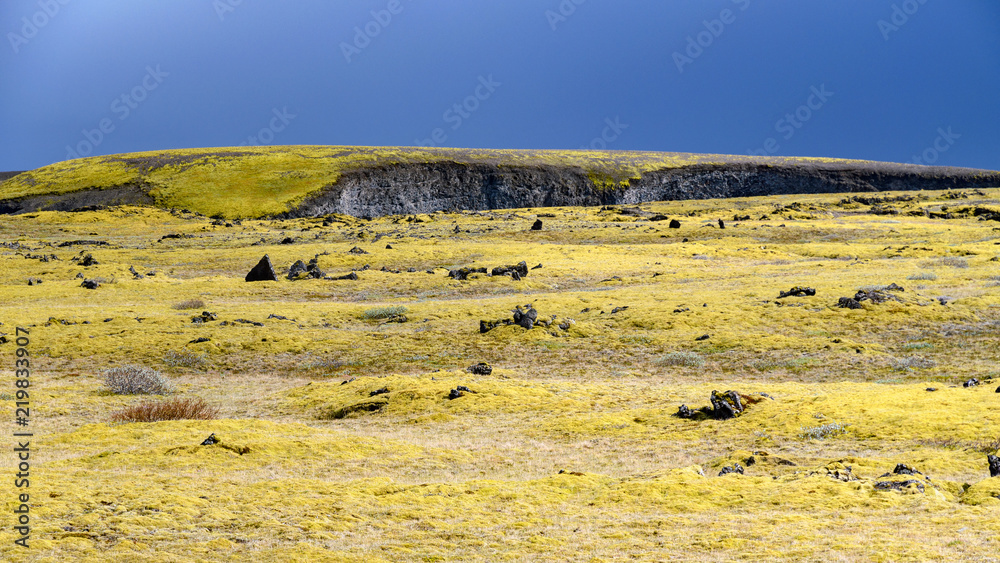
left=1, top=186, right=1000, bottom=561
left=1, top=146, right=997, bottom=219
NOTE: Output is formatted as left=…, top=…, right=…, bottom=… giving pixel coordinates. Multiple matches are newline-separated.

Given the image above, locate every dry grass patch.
left=110, top=397, right=218, bottom=422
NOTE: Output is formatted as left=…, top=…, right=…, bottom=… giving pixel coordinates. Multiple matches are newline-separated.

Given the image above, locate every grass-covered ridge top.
left=2, top=145, right=998, bottom=219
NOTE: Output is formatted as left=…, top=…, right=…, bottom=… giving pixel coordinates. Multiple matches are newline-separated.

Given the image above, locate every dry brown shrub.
left=110, top=397, right=218, bottom=423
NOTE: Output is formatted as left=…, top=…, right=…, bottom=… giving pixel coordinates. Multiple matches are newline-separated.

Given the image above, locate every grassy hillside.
left=2, top=187, right=1000, bottom=560
left=0, top=146, right=924, bottom=219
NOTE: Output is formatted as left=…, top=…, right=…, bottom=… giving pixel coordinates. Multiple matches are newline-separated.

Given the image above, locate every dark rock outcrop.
left=246, top=255, right=278, bottom=282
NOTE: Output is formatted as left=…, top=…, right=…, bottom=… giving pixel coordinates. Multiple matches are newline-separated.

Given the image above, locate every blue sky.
left=1, top=0, right=998, bottom=171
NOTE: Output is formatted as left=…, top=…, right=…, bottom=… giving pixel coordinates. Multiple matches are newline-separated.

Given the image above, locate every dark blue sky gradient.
left=1, top=0, right=997, bottom=171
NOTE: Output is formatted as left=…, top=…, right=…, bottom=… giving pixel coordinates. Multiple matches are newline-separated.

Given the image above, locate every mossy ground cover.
left=1, top=188, right=1000, bottom=561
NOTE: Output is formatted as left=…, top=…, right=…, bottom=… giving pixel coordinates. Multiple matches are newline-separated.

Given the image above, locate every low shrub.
left=103, top=365, right=174, bottom=395
left=163, top=350, right=208, bottom=368
left=800, top=422, right=848, bottom=440
left=110, top=397, right=217, bottom=423
left=172, top=298, right=206, bottom=310
left=655, top=351, right=705, bottom=367
left=361, top=305, right=408, bottom=320
left=906, top=271, right=937, bottom=281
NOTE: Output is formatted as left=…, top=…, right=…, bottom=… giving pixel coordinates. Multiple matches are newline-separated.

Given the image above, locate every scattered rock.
left=267, top=314, right=292, bottom=321
left=288, top=256, right=324, bottom=280
left=676, top=405, right=694, bottom=419
left=531, top=263, right=543, bottom=270
left=837, top=297, right=863, bottom=309
left=245, top=255, right=278, bottom=282
left=926, top=387, right=937, bottom=392
left=447, top=388, right=465, bottom=400
left=331, top=272, right=359, bottom=281
left=385, top=244, right=393, bottom=249
left=27, top=277, right=42, bottom=285
left=989, top=455, right=1000, bottom=478
left=448, top=267, right=487, bottom=280
left=531, top=219, right=543, bottom=231
left=192, top=311, right=217, bottom=323
left=963, top=378, right=980, bottom=388
left=370, top=387, right=389, bottom=397
left=57, top=240, right=109, bottom=247
left=348, top=246, right=368, bottom=254
left=77, top=253, right=98, bottom=266
left=710, top=390, right=743, bottom=420
left=279, top=237, right=295, bottom=245
left=189, top=337, right=211, bottom=344
left=200, top=434, right=218, bottom=446
left=778, top=286, right=816, bottom=298
left=513, top=305, right=538, bottom=329
left=695, top=334, right=710, bottom=341
left=491, top=261, right=528, bottom=280
left=668, top=219, right=681, bottom=228
left=467, top=362, right=493, bottom=375
left=128, top=265, right=145, bottom=279
left=718, top=219, right=726, bottom=229
left=873, top=480, right=925, bottom=493
left=158, top=233, right=193, bottom=242
left=80, top=279, right=100, bottom=289
left=718, top=463, right=744, bottom=476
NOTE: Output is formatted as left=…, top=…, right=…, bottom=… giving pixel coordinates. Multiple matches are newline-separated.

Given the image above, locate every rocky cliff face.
left=2, top=157, right=997, bottom=218
left=286, top=161, right=999, bottom=218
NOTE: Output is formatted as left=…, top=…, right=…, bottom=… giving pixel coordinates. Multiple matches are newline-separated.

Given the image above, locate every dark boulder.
left=81, top=279, right=100, bottom=289
left=468, top=362, right=493, bottom=375
left=492, top=261, right=528, bottom=279
left=448, top=267, right=488, bottom=281
left=668, top=219, right=681, bottom=228
left=531, top=219, right=543, bottom=231
left=718, top=463, right=744, bottom=476
left=245, top=255, right=278, bottom=282
left=837, top=297, right=863, bottom=309
left=192, top=311, right=217, bottom=323
left=778, top=286, right=816, bottom=298
left=989, top=454, right=1000, bottom=477
left=513, top=305, right=538, bottom=329
left=200, top=433, right=218, bottom=445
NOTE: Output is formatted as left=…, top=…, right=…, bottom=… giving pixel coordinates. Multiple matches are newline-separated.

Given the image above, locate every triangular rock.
left=245, top=255, right=277, bottom=282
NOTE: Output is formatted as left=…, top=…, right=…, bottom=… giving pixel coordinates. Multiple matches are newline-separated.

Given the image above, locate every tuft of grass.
left=172, top=298, right=206, bottom=310
left=163, top=350, right=208, bottom=368
left=890, top=356, right=936, bottom=371
left=655, top=351, right=705, bottom=367
left=920, top=257, right=969, bottom=269
left=110, top=397, right=217, bottom=423
left=907, top=271, right=937, bottom=281
left=902, top=342, right=934, bottom=351
left=800, top=422, right=848, bottom=440
left=360, top=305, right=408, bottom=320
left=103, top=365, right=174, bottom=395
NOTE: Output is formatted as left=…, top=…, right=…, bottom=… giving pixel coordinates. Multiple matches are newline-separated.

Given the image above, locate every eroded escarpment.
left=285, top=161, right=1000, bottom=217
left=1, top=155, right=998, bottom=218
left=0, top=184, right=155, bottom=214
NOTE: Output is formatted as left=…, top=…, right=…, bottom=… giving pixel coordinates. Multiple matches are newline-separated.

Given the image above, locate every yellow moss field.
left=1, top=187, right=1000, bottom=561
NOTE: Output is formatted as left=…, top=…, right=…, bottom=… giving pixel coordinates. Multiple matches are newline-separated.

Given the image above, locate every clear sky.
left=1, top=0, right=998, bottom=172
